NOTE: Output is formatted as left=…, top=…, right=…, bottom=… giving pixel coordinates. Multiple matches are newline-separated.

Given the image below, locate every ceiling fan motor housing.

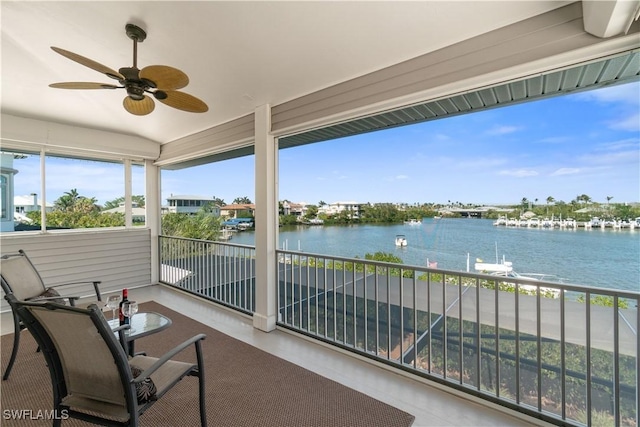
left=119, top=66, right=156, bottom=101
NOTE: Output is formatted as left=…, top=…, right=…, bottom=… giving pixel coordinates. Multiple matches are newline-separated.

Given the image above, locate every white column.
left=253, top=104, right=278, bottom=332
left=40, top=148, right=46, bottom=232
left=145, top=159, right=161, bottom=284
left=124, top=159, right=132, bottom=227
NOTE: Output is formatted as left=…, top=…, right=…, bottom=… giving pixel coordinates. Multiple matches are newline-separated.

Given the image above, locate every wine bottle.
left=118, top=288, right=129, bottom=326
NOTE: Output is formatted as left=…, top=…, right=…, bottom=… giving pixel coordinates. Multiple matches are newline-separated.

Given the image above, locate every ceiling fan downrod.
left=125, top=24, right=146, bottom=70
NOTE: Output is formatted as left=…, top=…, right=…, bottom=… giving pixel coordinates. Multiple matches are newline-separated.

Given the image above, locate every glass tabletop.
left=108, top=312, right=172, bottom=341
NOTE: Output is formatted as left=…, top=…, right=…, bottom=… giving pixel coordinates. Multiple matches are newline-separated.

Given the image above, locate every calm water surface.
left=231, top=218, right=639, bottom=292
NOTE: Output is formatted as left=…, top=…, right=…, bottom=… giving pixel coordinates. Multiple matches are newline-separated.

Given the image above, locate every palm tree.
left=232, top=196, right=252, bottom=205
left=578, top=194, right=592, bottom=205
left=54, top=188, right=80, bottom=211
left=545, top=196, right=554, bottom=215
left=606, top=196, right=613, bottom=213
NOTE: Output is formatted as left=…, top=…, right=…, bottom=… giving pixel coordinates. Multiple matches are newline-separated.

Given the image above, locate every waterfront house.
left=281, top=201, right=308, bottom=218
left=220, top=203, right=256, bottom=219
left=319, top=201, right=364, bottom=219
left=165, top=195, right=221, bottom=216
left=1, top=2, right=639, bottom=426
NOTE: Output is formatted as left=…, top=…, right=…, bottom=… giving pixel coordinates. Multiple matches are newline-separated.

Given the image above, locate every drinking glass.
left=123, top=301, right=139, bottom=332
left=106, top=295, right=121, bottom=322
left=124, top=301, right=138, bottom=317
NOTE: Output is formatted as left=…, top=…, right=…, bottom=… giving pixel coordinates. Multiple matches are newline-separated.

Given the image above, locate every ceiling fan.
left=49, top=24, right=208, bottom=116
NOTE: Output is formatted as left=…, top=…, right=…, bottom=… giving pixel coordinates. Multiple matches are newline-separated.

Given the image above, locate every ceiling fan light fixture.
left=123, top=95, right=154, bottom=116
left=126, top=86, right=145, bottom=101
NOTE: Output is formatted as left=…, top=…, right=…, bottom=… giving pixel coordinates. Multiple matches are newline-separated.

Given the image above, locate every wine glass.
left=124, top=301, right=138, bottom=317
left=123, top=301, right=139, bottom=332
left=106, top=295, right=121, bottom=324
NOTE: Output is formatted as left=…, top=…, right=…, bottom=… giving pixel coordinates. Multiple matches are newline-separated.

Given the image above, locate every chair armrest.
left=25, top=296, right=80, bottom=306
left=51, top=281, right=102, bottom=301
left=112, top=324, right=131, bottom=349
left=131, top=334, right=206, bottom=383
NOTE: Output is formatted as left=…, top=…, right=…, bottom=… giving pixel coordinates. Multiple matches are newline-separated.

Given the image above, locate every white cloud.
left=576, top=82, right=640, bottom=105
left=598, top=138, right=639, bottom=151
left=608, top=114, right=640, bottom=132
left=395, top=175, right=409, bottom=180
left=433, top=133, right=451, bottom=141
left=486, top=125, right=520, bottom=135
left=550, top=168, right=580, bottom=176
left=457, top=157, right=508, bottom=169
left=579, top=149, right=640, bottom=166
left=537, top=136, right=572, bottom=144
left=498, top=169, right=538, bottom=177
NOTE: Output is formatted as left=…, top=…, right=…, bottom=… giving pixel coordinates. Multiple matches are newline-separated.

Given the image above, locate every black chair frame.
left=1, top=249, right=102, bottom=380
left=8, top=295, right=207, bottom=427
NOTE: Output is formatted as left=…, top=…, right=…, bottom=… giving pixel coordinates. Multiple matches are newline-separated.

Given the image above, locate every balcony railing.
left=159, top=236, right=639, bottom=427
left=159, top=235, right=255, bottom=313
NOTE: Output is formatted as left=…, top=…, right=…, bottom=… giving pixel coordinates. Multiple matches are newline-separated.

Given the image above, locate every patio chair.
left=8, top=294, right=207, bottom=427
left=0, top=249, right=103, bottom=380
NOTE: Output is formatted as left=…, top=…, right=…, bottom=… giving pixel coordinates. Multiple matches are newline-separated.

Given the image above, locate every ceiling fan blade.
left=51, top=46, right=124, bottom=80
left=140, top=65, right=189, bottom=90
left=123, top=95, right=155, bottom=116
left=156, top=90, right=208, bottom=113
left=49, top=82, right=121, bottom=90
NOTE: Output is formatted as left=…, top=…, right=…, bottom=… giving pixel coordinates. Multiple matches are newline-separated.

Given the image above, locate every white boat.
left=473, top=256, right=561, bottom=297
left=493, top=216, right=507, bottom=226
left=474, top=259, right=513, bottom=274
left=395, top=234, right=407, bottom=247
left=404, top=219, right=422, bottom=225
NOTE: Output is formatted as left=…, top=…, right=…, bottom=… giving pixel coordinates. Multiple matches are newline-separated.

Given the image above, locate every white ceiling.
left=1, top=1, right=575, bottom=145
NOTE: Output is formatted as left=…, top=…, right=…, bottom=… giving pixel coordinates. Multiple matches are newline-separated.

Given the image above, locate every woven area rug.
left=1, top=301, right=415, bottom=426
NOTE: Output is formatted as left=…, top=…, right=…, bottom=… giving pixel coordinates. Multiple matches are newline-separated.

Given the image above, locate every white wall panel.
left=0, top=228, right=152, bottom=312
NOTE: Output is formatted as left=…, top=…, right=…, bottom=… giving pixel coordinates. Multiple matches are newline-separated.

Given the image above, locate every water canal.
left=231, top=218, right=639, bottom=292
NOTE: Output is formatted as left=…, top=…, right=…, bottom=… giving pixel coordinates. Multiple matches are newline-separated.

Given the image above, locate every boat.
left=473, top=255, right=561, bottom=297
left=395, top=234, right=407, bottom=247
left=404, top=219, right=422, bottom=225
left=493, top=216, right=507, bottom=226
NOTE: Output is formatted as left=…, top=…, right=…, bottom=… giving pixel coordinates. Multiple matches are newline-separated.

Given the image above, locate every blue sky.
left=13, top=81, right=640, bottom=207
